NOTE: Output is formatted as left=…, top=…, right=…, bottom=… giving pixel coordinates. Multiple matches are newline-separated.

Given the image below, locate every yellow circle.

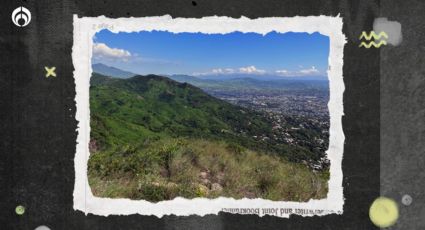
left=15, top=205, right=25, bottom=215
left=369, top=197, right=399, bottom=228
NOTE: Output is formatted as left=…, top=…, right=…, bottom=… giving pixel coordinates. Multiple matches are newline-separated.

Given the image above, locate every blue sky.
left=93, top=30, right=329, bottom=77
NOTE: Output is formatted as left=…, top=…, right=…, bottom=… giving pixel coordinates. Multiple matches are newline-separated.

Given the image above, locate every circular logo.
left=11, top=6, right=31, bottom=27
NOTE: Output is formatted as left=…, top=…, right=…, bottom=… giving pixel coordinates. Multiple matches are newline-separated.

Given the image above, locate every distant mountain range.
left=168, top=74, right=329, bottom=92
left=91, top=63, right=329, bottom=93
left=92, top=63, right=136, bottom=78
left=196, top=73, right=328, bottom=81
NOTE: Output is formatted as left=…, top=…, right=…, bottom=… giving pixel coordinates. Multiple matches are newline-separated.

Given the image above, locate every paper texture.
left=72, top=15, right=346, bottom=217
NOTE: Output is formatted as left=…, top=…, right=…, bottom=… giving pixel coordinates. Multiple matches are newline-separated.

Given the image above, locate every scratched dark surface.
left=380, top=1, right=425, bottom=230
left=1, top=0, right=420, bottom=229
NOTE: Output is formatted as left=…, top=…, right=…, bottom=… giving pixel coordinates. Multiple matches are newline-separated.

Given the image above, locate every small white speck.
left=401, top=194, right=412, bottom=206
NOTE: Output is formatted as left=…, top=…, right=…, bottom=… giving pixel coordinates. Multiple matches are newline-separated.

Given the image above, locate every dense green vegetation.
left=88, top=73, right=329, bottom=201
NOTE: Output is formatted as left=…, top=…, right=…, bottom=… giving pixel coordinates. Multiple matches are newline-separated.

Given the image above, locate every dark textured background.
left=380, top=1, right=425, bottom=230
left=0, top=0, right=419, bottom=229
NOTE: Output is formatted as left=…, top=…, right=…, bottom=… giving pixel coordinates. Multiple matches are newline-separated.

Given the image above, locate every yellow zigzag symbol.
left=359, top=31, right=388, bottom=40
left=359, top=40, right=387, bottom=48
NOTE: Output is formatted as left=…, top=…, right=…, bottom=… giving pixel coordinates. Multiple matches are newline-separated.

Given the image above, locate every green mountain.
left=88, top=73, right=329, bottom=201
left=92, top=63, right=136, bottom=78
left=90, top=73, right=320, bottom=162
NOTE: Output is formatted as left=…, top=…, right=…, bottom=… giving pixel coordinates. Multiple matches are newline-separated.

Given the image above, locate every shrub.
left=88, top=137, right=329, bottom=202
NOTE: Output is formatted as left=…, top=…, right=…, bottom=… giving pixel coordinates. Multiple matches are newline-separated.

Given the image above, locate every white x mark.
left=45, top=66, right=56, bottom=78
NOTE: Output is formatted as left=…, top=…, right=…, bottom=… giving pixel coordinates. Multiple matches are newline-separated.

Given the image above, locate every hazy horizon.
left=92, top=62, right=329, bottom=81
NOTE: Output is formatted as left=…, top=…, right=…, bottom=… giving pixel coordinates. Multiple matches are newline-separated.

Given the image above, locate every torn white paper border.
left=72, top=15, right=346, bottom=218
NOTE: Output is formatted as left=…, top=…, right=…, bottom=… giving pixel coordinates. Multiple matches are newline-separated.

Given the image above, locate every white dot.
left=35, top=226, right=51, bottom=230
left=401, top=194, right=412, bottom=206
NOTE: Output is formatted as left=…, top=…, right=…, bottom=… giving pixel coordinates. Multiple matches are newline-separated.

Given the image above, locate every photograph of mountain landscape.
left=87, top=30, right=331, bottom=202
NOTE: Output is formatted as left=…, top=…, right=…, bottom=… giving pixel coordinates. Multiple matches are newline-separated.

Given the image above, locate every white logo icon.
left=12, top=6, right=31, bottom=27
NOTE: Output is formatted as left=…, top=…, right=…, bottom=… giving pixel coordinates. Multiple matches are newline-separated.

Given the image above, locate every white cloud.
left=92, top=43, right=181, bottom=66
left=194, top=65, right=266, bottom=76
left=275, top=66, right=321, bottom=77
left=275, top=69, right=289, bottom=75
left=195, top=65, right=323, bottom=77
left=238, top=65, right=266, bottom=74
left=93, top=43, right=132, bottom=61
left=211, top=68, right=235, bottom=74
left=298, top=66, right=319, bottom=75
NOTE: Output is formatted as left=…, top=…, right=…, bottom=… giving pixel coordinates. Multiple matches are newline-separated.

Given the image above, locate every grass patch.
left=88, top=138, right=328, bottom=202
